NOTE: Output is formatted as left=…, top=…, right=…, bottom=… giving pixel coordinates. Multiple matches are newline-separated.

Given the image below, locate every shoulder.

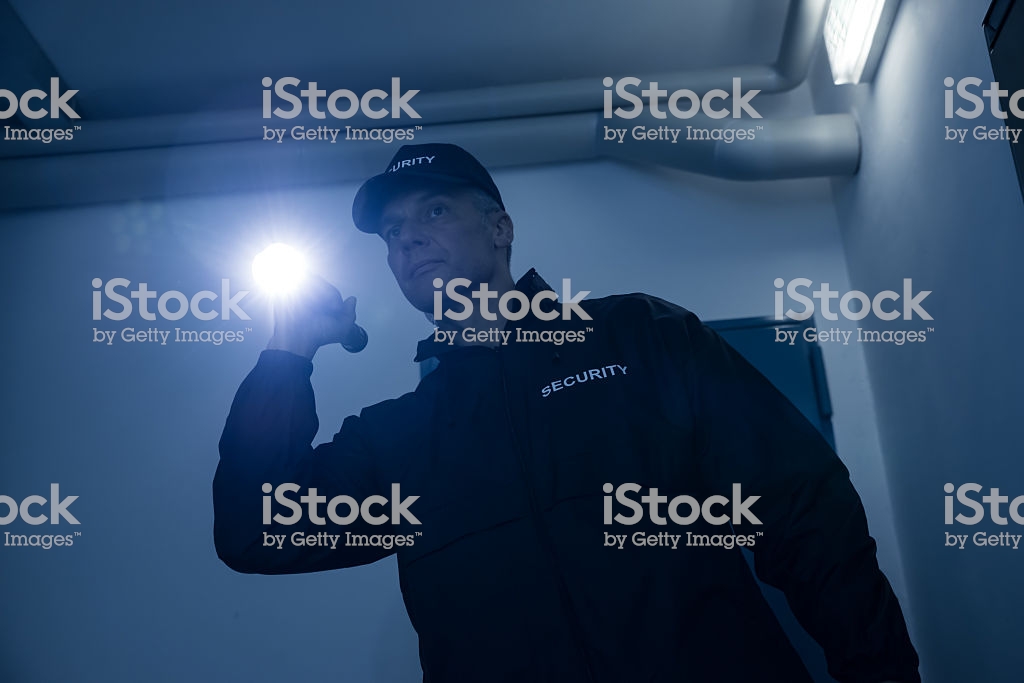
left=579, top=293, right=714, bottom=364
left=358, top=388, right=426, bottom=425
left=580, top=292, right=700, bottom=326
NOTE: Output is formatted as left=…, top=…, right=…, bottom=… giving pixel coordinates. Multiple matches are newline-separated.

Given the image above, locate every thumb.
left=341, top=296, right=357, bottom=320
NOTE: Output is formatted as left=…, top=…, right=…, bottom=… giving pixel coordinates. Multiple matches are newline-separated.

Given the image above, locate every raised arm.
left=214, top=350, right=396, bottom=573
left=214, top=276, right=397, bottom=574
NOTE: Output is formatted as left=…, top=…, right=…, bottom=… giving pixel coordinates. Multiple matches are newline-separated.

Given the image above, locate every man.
left=214, top=143, right=920, bottom=683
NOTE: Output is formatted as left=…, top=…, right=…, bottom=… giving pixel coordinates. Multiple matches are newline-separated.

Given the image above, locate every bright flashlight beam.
left=250, top=242, right=369, bottom=352
left=252, top=243, right=307, bottom=295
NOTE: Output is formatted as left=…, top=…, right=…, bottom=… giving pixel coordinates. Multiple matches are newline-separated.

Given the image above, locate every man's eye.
left=386, top=227, right=401, bottom=241
left=428, top=204, right=446, bottom=219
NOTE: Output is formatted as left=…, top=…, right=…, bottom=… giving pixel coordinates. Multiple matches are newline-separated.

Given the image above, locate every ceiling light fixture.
left=823, top=0, right=903, bottom=85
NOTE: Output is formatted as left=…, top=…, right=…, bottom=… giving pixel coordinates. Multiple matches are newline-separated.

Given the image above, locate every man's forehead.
left=378, top=186, right=463, bottom=223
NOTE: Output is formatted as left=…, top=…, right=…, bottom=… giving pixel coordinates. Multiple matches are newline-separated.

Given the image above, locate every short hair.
left=465, top=187, right=511, bottom=267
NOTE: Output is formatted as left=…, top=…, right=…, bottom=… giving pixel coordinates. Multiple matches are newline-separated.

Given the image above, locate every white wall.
left=810, top=0, right=1024, bottom=681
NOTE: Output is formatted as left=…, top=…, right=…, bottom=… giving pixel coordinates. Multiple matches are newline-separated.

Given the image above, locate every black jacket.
left=214, top=269, right=920, bottom=683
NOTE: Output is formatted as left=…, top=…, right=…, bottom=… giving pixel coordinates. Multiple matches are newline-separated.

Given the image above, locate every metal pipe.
left=601, top=112, right=861, bottom=180
left=0, top=109, right=862, bottom=212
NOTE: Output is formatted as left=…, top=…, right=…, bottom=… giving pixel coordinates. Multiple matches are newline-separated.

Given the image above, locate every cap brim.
left=352, top=170, right=475, bottom=234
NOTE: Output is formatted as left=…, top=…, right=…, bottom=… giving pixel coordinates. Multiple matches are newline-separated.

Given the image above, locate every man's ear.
left=492, top=211, right=514, bottom=250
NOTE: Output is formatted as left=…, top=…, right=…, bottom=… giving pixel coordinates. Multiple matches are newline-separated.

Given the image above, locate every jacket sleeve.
left=648, top=299, right=920, bottom=683
left=213, top=349, right=396, bottom=574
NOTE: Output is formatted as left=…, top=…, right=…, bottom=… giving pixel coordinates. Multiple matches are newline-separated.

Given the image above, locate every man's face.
left=377, top=186, right=508, bottom=313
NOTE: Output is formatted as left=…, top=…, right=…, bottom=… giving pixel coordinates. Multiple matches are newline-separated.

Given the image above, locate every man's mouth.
left=409, top=260, right=443, bottom=279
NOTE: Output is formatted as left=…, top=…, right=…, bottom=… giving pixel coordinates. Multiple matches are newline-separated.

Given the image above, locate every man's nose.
left=398, top=223, right=430, bottom=251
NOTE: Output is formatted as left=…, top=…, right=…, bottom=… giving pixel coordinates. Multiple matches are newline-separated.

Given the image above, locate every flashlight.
left=252, top=242, right=368, bottom=353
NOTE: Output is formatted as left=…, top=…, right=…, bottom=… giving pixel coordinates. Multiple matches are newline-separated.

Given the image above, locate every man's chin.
left=399, top=283, right=436, bottom=316
left=400, top=270, right=479, bottom=317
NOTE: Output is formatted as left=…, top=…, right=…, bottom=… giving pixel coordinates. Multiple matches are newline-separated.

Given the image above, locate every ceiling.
left=8, top=0, right=792, bottom=119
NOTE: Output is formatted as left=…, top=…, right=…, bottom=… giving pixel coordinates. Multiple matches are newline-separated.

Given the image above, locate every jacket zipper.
left=496, top=346, right=597, bottom=683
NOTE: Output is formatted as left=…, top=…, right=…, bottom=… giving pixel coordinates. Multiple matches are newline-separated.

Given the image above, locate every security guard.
left=214, top=143, right=920, bottom=683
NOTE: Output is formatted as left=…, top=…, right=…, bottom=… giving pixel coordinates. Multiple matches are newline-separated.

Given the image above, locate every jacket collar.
left=413, top=268, right=554, bottom=363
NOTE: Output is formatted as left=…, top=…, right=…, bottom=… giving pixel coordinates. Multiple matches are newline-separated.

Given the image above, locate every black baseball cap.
left=352, top=143, right=505, bottom=233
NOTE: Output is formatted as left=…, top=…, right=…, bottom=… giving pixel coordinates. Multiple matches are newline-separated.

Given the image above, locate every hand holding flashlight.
left=270, top=274, right=367, bottom=358
left=254, top=243, right=368, bottom=358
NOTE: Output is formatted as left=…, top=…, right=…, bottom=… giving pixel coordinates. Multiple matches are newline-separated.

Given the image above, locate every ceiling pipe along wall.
left=601, top=111, right=861, bottom=180
left=0, top=109, right=861, bottom=212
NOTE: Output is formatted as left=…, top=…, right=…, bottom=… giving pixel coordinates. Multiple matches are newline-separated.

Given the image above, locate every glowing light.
left=824, top=0, right=897, bottom=85
left=252, top=243, right=307, bottom=295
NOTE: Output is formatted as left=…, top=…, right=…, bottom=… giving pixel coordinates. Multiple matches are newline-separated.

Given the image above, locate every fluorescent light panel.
left=824, top=0, right=894, bottom=85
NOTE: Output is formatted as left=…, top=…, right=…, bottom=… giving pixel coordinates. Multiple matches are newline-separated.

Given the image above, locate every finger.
left=304, top=274, right=345, bottom=312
